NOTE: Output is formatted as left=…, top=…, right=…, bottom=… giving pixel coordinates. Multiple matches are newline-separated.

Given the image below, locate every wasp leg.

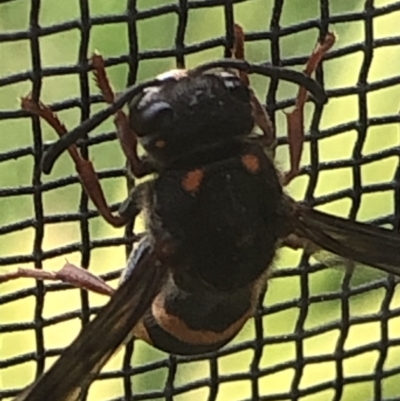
left=232, top=24, right=276, bottom=152
left=91, top=54, right=154, bottom=178
left=283, top=32, right=336, bottom=185
left=118, top=181, right=151, bottom=222
left=232, top=24, right=250, bottom=86
left=0, top=263, right=114, bottom=296
left=21, top=97, right=127, bottom=227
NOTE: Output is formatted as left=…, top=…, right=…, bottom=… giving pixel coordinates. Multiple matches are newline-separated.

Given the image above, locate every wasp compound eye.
left=131, top=100, right=174, bottom=136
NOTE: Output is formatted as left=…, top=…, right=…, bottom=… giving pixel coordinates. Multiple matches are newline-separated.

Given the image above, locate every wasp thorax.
left=129, top=71, right=254, bottom=166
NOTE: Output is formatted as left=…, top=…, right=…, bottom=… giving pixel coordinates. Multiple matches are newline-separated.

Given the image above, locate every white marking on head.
left=156, top=69, right=188, bottom=81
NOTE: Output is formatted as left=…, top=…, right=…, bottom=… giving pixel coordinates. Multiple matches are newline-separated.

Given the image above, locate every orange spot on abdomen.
left=241, top=153, right=260, bottom=174
left=182, top=169, right=204, bottom=193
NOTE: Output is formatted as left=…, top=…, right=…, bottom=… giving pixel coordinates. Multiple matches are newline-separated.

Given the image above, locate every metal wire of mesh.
left=1, top=0, right=400, bottom=400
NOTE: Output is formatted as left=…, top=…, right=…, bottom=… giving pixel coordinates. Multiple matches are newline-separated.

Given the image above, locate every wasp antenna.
left=192, top=59, right=327, bottom=104
left=41, top=77, right=161, bottom=174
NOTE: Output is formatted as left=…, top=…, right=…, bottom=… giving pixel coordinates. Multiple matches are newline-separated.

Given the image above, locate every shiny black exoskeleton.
left=121, top=70, right=286, bottom=354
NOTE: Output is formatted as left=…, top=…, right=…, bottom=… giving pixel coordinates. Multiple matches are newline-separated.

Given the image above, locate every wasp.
left=2, top=25, right=400, bottom=401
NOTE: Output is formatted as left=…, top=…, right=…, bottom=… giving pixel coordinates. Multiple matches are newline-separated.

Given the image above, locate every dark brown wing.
left=15, top=246, right=165, bottom=401
left=293, top=203, right=400, bottom=276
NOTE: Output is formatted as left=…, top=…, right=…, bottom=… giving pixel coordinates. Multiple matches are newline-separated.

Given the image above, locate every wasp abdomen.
left=134, top=271, right=266, bottom=355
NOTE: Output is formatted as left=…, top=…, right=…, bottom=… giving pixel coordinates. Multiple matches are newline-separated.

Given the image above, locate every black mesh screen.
left=1, top=1, right=400, bottom=400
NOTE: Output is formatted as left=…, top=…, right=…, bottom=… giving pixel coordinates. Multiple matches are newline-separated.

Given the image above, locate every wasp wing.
left=293, top=203, right=400, bottom=276
left=15, top=241, right=165, bottom=401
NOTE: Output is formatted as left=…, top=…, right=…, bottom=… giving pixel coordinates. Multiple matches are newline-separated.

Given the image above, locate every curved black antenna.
left=41, top=59, right=327, bottom=174
left=41, top=78, right=160, bottom=174
left=191, top=59, right=327, bottom=104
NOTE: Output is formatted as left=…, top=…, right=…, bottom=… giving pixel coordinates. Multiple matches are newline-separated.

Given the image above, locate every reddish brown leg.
left=0, top=263, right=114, bottom=296
left=91, top=54, right=154, bottom=178
left=232, top=24, right=276, bottom=150
left=232, top=24, right=250, bottom=86
left=22, top=97, right=127, bottom=227
left=283, top=32, right=336, bottom=185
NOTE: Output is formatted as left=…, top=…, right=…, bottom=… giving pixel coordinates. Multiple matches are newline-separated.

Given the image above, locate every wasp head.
left=129, top=70, right=254, bottom=166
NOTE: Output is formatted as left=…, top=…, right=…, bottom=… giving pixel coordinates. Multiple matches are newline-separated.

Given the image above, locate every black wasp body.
left=121, top=70, right=286, bottom=354
left=9, top=29, right=400, bottom=400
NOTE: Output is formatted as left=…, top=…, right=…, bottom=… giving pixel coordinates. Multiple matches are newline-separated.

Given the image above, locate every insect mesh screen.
left=1, top=0, right=400, bottom=400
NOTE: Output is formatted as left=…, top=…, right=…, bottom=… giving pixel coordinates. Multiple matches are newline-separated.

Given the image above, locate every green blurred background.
left=1, top=0, right=400, bottom=400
